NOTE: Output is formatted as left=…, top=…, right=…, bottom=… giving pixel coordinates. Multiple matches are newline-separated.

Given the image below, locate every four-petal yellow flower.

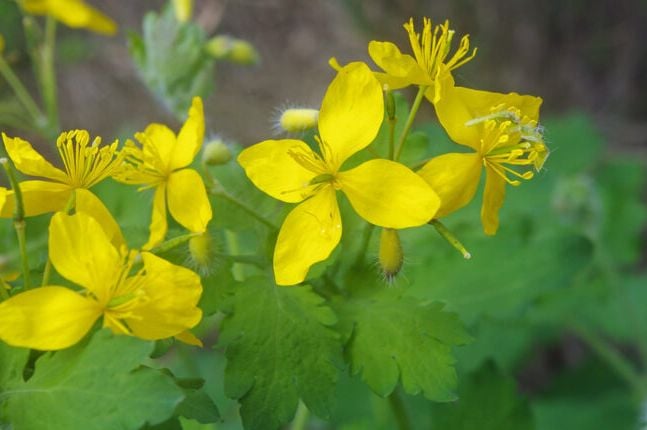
left=0, top=211, right=203, bottom=350
left=367, top=17, right=476, bottom=103
left=238, top=62, right=440, bottom=285
left=115, top=96, right=212, bottom=249
left=1, top=130, right=124, bottom=241
left=20, top=0, right=117, bottom=35
left=418, top=79, right=547, bottom=235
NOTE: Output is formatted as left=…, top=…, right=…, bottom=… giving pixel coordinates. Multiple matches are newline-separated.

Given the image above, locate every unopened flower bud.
left=205, top=35, right=259, bottom=65
left=277, top=108, right=319, bottom=133
left=378, top=228, right=403, bottom=282
left=202, top=139, right=232, bottom=165
left=189, top=232, right=213, bottom=273
left=172, top=0, right=192, bottom=23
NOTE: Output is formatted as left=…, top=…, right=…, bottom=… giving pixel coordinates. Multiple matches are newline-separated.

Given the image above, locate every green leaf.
left=430, top=362, right=535, bottom=430
left=128, top=5, right=214, bottom=118
left=3, top=330, right=184, bottom=430
left=407, top=225, right=594, bottom=324
left=175, top=385, right=220, bottom=424
left=334, top=290, right=471, bottom=402
left=0, top=341, right=28, bottom=390
left=219, top=277, right=341, bottom=430
left=597, top=160, right=647, bottom=266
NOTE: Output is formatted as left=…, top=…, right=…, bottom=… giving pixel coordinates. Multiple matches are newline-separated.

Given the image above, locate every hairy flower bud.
left=188, top=232, right=213, bottom=274
left=276, top=108, right=319, bottom=133
left=378, top=228, right=403, bottom=282
left=202, top=139, right=232, bottom=165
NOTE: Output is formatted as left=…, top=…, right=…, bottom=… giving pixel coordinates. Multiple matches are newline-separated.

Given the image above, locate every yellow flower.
left=114, top=97, right=212, bottom=249
left=238, top=62, right=440, bottom=285
left=1, top=130, right=125, bottom=240
left=20, top=0, right=117, bottom=35
left=332, top=18, right=475, bottom=104
left=0, top=211, right=203, bottom=350
left=418, top=80, right=547, bottom=235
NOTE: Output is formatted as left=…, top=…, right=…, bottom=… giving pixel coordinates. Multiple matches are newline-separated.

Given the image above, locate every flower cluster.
left=240, top=17, right=547, bottom=285
left=0, top=98, right=210, bottom=350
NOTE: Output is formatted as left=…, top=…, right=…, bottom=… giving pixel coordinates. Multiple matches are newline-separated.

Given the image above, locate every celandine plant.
left=13, top=4, right=647, bottom=430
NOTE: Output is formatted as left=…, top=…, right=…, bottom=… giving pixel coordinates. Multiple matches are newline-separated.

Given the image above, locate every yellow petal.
left=434, top=82, right=543, bottom=151
left=318, top=62, right=384, bottom=168
left=171, top=97, right=205, bottom=171
left=75, top=188, right=126, bottom=251
left=417, top=152, right=482, bottom=218
left=274, top=186, right=341, bottom=285
left=175, top=330, right=203, bottom=347
left=481, top=166, right=507, bottom=235
left=0, top=286, right=101, bottom=350
left=49, top=211, right=122, bottom=300
left=338, top=159, right=440, bottom=228
left=2, top=133, right=67, bottom=182
left=0, top=180, right=71, bottom=218
left=238, top=139, right=317, bottom=203
left=122, top=252, right=202, bottom=340
left=137, top=124, right=177, bottom=176
left=167, top=169, right=212, bottom=233
left=368, top=41, right=430, bottom=86
left=144, top=184, right=168, bottom=250
left=21, top=0, right=117, bottom=35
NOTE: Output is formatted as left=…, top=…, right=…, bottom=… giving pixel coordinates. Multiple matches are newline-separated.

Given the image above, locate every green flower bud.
left=202, top=139, right=232, bottom=165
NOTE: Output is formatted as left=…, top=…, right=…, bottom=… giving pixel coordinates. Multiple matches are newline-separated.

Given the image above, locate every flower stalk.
left=0, top=158, right=31, bottom=290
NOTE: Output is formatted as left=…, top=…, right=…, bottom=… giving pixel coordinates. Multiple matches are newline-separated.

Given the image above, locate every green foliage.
left=335, top=290, right=472, bottom=401
left=430, top=362, right=535, bottom=430
left=128, top=5, right=214, bottom=118
left=532, top=360, right=639, bottom=430
left=174, top=377, right=221, bottom=424
left=219, top=277, right=341, bottom=430
left=1, top=330, right=184, bottom=430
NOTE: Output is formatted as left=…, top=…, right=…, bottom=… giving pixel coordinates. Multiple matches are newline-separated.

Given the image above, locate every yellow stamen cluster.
left=404, top=18, right=477, bottom=81
left=56, top=130, right=122, bottom=188
left=470, top=105, right=548, bottom=186
left=116, top=140, right=166, bottom=188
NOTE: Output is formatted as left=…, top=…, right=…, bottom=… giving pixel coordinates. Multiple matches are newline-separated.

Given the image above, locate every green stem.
left=214, top=189, right=277, bottom=230
left=41, top=258, right=51, bottom=286
left=0, top=55, right=44, bottom=126
left=203, top=161, right=278, bottom=231
left=214, top=251, right=264, bottom=269
left=354, top=223, right=375, bottom=266
left=40, top=16, right=59, bottom=134
left=430, top=219, right=471, bottom=259
left=388, top=116, right=397, bottom=160
left=290, top=401, right=310, bottom=430
left=394, top=85, right=427, bottom=162
left=148, top=231, right=200, bottom=255
left=572, top=324, right=647, bottom=398
left=388, top=390, right=412, bottom=430
left=1, top=159, right=31, bottom=290
left=224, top=229, right=244, bottom=281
